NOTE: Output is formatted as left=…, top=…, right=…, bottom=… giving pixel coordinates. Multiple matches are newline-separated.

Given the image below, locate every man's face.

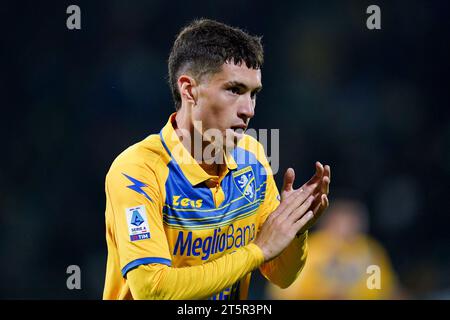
left=192, top=62, right=262, bottom=147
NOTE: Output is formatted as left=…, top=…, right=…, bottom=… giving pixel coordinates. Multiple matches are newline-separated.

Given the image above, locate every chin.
left=222, top=131, right=242, bottom=150
left=233, top=131, right=245, bottom=142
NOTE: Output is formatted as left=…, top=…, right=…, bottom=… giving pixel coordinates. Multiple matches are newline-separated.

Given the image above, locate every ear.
left=178, top=75, right=198, bottom=106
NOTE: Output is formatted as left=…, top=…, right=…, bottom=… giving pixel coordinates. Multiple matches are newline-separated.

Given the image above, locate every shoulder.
left=364, top=235, right=390, bottom=257
left=236, top=134, right=269, bottom=165
left=106, top=134, right=170, bottom=184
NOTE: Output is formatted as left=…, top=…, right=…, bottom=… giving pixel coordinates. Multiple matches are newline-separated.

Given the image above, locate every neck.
left=174, top=106, right=224, bottom=177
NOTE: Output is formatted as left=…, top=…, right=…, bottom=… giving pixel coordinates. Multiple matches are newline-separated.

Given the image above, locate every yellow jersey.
left=103, top=113, right=307, bottom=300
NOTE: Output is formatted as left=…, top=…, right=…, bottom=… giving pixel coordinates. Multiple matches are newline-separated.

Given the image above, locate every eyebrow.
left=224, top=81, right=262, bottom=92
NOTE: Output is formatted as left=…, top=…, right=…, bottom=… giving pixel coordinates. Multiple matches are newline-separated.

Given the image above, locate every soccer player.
left=103, top=19, right=331, bottom=300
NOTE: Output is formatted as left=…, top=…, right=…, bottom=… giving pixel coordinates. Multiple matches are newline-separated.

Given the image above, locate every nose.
left=237, top=95, right=255, bottom=122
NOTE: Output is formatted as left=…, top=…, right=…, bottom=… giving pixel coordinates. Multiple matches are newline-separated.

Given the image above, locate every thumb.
left=282, top=168, right=295, bottom=194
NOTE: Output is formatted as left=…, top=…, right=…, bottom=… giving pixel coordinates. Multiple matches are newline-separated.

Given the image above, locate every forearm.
left=260, top=231, right=308, bottom=289
left=127, top=243, right=264, bottom=300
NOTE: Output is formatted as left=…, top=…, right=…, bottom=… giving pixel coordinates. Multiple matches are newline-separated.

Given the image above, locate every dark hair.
left=168, top=18, right=264, bottom=110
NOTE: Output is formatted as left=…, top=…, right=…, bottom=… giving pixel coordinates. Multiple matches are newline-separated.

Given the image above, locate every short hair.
left=168, top=18, right=264, bottom=110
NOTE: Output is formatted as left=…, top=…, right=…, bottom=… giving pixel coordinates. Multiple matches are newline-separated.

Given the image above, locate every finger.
left=324, top=165, right=331, bottom=181
left=292, top=210, right=314, bottom=235
left=299, top=194, right=329, bottom=232
left=310, top=161, right=324, bottom=183
left=294, top=177, right=329, bottom=216
left=321, top=164, right=331, bottom=192
left=307, top=190, right=323, bottom=213
left=313, top=194, right=329, bottom=219
left=314, top=164, right=330, bottom=196
left=286, top=194, right=315, bottom=223
left=321, top=175, right=330, bottom=195
left=315, top=161, right=325, bottom=179
left=282, top=186, right=314, bottom=218
left=270, top=187, right=298, bottom=219
left=302, top=162, right=324, bottom=191
left=281, top=163, right=325, bottom=213
left=323, top=194, right=329, bottom=207
left=293, top=170, right=321, bottom=201
left=282, top=168, right=295, bottom=193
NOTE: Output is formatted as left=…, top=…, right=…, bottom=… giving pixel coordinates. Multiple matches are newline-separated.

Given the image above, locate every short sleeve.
left=105, top=161, right=172, bottom=278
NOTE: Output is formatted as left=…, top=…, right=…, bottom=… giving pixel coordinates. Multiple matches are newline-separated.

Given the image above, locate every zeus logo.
left=172, top=195, right=203, bottom=208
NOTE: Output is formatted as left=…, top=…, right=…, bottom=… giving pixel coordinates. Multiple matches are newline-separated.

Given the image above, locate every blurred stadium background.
left=0, top=0, right=449, bottom=299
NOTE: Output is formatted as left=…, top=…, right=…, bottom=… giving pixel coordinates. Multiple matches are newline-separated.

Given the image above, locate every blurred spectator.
left=266, top=198, right=403, bottom=299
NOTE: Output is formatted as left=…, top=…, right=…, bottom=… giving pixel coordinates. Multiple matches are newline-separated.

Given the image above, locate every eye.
left=228, top=87, right=241, bottom=95
left=251, top=91, right=258, bottom=100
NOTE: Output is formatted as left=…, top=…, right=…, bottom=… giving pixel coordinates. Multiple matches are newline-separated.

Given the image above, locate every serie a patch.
left=126, top=205, right=151, bottom=241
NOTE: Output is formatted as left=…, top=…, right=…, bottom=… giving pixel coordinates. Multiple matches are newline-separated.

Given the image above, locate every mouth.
left=230, top=125, right=247, bottom=131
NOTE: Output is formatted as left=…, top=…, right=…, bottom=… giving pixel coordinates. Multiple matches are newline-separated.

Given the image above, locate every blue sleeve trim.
left=159, top=131, right=173, bottom=158
left=121, top=257, right=172, bottom=278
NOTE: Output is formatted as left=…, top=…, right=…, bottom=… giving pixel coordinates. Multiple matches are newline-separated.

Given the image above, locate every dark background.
left=1, top=0, right=449, bottom=299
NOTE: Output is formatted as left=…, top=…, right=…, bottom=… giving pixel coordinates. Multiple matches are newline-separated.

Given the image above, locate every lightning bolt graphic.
left=122, top=173, right=153, bottom=202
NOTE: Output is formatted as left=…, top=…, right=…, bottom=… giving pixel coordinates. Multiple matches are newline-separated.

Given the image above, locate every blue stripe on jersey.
left=163, top=183, right=264, bottom=216
left=121, top=257, right=172, bottom=278
left=159, top=132, right=269, bottom=228
left=163, top=199, right=262, bottom=228
left=159, top=130, right=172, bottom=157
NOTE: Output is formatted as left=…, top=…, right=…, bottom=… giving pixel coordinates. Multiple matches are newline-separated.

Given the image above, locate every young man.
left=103, top=19, right=331, bottom=300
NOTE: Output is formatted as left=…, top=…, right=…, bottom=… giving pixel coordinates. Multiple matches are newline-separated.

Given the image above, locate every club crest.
left=233, top=167, right=256, bottom=202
